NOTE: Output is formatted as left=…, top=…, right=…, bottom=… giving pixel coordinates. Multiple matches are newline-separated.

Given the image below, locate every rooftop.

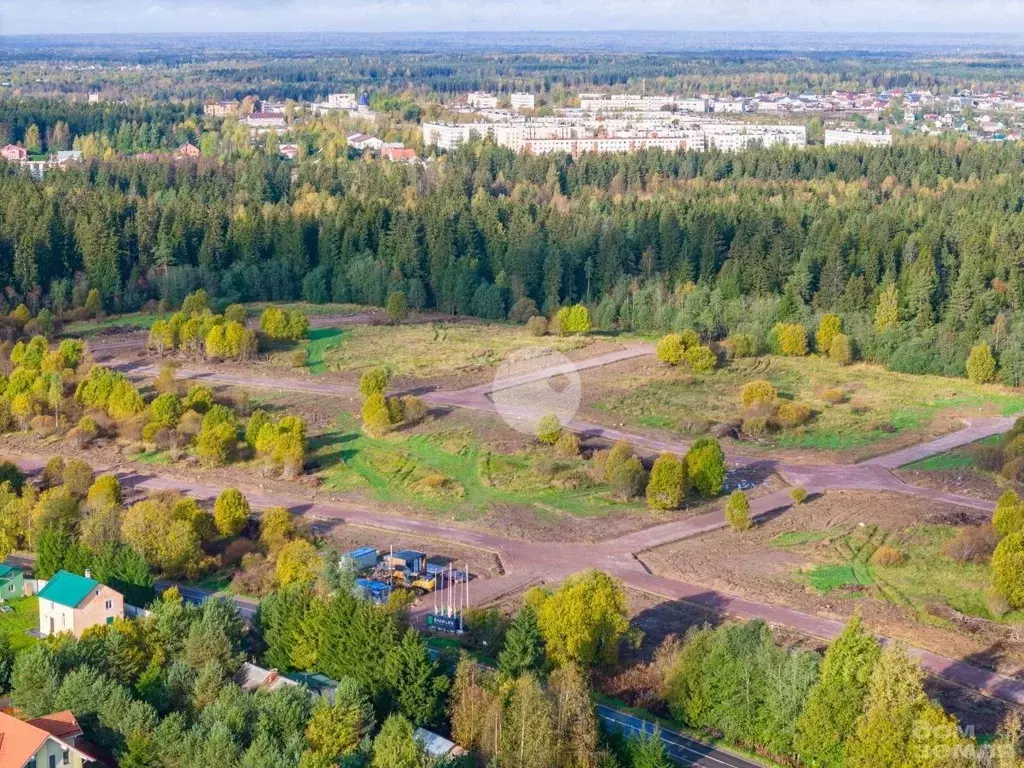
left=37, top=570, right=98, bottom=609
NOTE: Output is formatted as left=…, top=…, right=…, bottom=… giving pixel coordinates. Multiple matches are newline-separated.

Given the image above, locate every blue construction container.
left=355, top=578, right=392, bottom=603
left=341, top=547, right=379, bottom=571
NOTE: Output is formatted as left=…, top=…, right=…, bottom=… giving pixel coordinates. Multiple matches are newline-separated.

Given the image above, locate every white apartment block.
left=510, top=92, right=536, bottom=111
left=579, top=93, right=676, bottom=112
left=468, top=91, right=499, bottom=109
left=824, top=129, right=893, bottom=147
left=422, top=122, right=488, bottom=150
left=703, top=124, right=807, bottom=151
left=327, top=93, right=357, bottom=110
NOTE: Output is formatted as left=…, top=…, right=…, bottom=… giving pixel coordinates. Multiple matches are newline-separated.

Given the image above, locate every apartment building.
left=468, top=91, right=499, bottom=109
left=510, top=92, right=536, bottom=111
left=824, top=129, right=893, bottom=147
left=327, top=93, right=357, bottom=110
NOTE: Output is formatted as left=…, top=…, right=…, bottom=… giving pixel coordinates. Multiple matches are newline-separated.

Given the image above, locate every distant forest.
left=3, top=132, right=1024, bottom=381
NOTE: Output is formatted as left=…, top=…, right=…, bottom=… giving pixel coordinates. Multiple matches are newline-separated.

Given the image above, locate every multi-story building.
left=824, top=129, right=893, bottom=147
left=467, top=91, right=499, bottom=109
left=421, top=122, right=489, bottom=150
left=703, top=123, right=807, bottom=151
left=327, top=93, right=357, bottom=110
left=510, top=92, right=536, bottom=111
left=38, top=570, right=124, bottom=639
left=204, top=100, right=239, bottom=117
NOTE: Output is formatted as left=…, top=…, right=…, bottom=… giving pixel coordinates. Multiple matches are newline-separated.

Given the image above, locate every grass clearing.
left=310, top=415, right=647, bottom=520
left=778, top=522, right=1024, bottom=624
left=0, top=596, right=40, bottom=652
left=63, top=312, right=166, bottom=337
left=286, top=322, right=597, bottom=380
left=593, top=355, right=1024, bottom=453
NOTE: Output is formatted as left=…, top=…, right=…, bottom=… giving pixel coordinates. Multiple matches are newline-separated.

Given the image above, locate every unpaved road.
left=54, top=335, right=1024, bottom=706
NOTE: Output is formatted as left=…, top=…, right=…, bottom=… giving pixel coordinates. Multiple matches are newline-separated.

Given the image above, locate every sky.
left=2, top=0, right=1024, bottom=36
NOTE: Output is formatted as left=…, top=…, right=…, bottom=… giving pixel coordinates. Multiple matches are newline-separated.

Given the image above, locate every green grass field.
left=777, top=523, right=1023, bottom=624
left=311, top=416, right=647, bottom=521
left=0, top=596, right=40, bottom=652
left=287, top=322, right=597, bottom=380
left=903, top=435, right=1003, bottom=472
left=63, top=312, right=166, bottom=337
left=594, top=355, right=1024, bottom=453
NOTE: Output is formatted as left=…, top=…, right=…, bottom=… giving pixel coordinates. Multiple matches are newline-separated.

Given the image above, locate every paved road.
left=596, top=705, right=763, bottom=768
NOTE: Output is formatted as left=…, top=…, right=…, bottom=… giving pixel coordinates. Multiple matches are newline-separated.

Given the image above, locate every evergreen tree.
left=383, top=630, right=449, bottom=728
left=498, top=605, right=545, bottom=678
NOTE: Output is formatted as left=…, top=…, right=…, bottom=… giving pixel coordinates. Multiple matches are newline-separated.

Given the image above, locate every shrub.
left=993, top=490, right=1024, bottom=538
left=943, top=524, right=1000, bottom=564
left=62, top=459, right=93, bottom=498
left=554, top=304, right=591, bottom=335
left=107, top=380, right=145, bottom=420
left=739, top=379, right=776, bottom=408
left=871, top=545, right=904, bottom=567
left=184, top=385, right=215, bottom=413
left=42, top=456, right=65, bottom=488
left=776, top=401, right=812, bottom=428
left=214, top=488, right=250, bottom=537
left=602, top=441, right=635, bottom=483
left=359, top=367, right=390, bottom=397
left=536, top=413, right=563, bottom=445
left=789, top=487, right=808, bottom=505
left=686, top=345, right=717, bottom=373
left=505, top=297, right=537, bottom=324
left=609, top=456, right=646, bottom=499
left=686, top=437, right=726, bottom=497
left=727, top=333, right=758, bottom=358
left=1004, top=458, right=1024, bottom=483
left=656, top=334, right=685, bottom=366
left=71, top=415, right=98, bottom=448
left=525, top=316, right=548, bottom=337
left=725, top=491, right=752, bottom=531
left=150, top=393, right=183, bottom=428
left=646, top=453, right=687, bottom=510
left=385, top=396, right=404, bottom=425
left=245, top=409, right=271, bottom=448
left=154, top=363, right=180, bottom=395
left=743, top=416, right=773, bottom=437
left=362, top=393, right=392, bottom=437
left=178, top=410, right=203, bottom=439
left=386, top=291, right=410, bottom=323
left=87, top=475, right=122, bottom=511
left=821, top=388, right=846, bottom=405
left=770, top=323, right=809, bottom=356
left=986, top=586, right=1012, bottom=618
left=815, top=314, right=843, bottom=354
left=224, top=304, right=246, bottom=324
left=678, top=329, right=700, bottom=350
left=554, top=431, right=581, bottom=458
left=829, top=333, right=854, bottom=366
left=966, top=341, right=997, bottom=384
left=196, top=422, right=236, bottom=467
left=400, top=395, right=428, bottom=425
left=992, top=532, right=1024, bottom=609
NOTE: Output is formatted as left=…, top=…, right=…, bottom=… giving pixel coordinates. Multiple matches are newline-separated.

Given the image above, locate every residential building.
left=37, top=570, right=124, bottom=638
left=0, top=710, right=103, bottom=768
left=824, top=129, right=893, bottom=147
left=1, top=145, right=27, bottom=162
left=467, top=91, right=498, bottom=109
left=242, top=112, right=287, bottom=130
left=174, top=142, right=201, bottom=159
left=204, top=100, right=239, bottom=117
left=87, top=93, right=100, bottom=104
left=381, top=144, right=417, bottom=162
left=421, top=122, right=487, bottom=151
left=327, top=93, right=357, bottom=110
left=235, top=663, right=338, bottom=702
left=346, top=133, right=384, bottom=152
left=0, top=564, right=25, bottom=599
left=510, top=92, right=536, bottom=111
left=279, top=143, right=300, bottom=159
left=54, top=151, right=83, bottom=166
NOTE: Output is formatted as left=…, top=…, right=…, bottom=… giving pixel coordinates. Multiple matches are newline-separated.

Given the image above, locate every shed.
left=355, top=578, right=392, bottom=604
left=414, top=727, right=466, bottom=758
left=424, top=556, right=454, bottom=576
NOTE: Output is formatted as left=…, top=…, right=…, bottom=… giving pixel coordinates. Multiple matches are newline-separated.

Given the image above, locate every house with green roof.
left=0, top=564, right=25, bottom=600
left=37, top=570, right=123, bottom=638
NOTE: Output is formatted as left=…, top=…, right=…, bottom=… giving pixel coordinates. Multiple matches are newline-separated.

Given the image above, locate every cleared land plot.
left=896, top=435, right=1011, bottom=501
left=641, top=490, right=1024, bottom=676
left=583, top=354, right=1024, bottom=460
left=276, top=322, right=620, bottom=386
left=310, top=413, right=666, bottom=540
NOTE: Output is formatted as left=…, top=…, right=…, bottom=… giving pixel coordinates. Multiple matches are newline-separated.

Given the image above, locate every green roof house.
left=0, top=564, right=24, bottom=600
left=37, top=570, right=123, bottom=638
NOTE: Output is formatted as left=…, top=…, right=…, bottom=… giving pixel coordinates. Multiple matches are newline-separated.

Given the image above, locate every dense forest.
left=3, top=136, right=1024, bottom=381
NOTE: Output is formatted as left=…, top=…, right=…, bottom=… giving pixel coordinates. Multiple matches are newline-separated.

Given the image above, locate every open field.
left=309, top=413, right=666, bottom=537
left=582, top=353, right=1024, bottom=460
left=275, top=321, right=626, bottom=386
left=896, top=435, right=1012, bottom=501
left=641, top=490, right=1024, bottom=676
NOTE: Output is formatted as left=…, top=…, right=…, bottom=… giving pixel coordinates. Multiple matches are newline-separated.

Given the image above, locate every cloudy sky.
left=1, top=0, right=1023, bottom=35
